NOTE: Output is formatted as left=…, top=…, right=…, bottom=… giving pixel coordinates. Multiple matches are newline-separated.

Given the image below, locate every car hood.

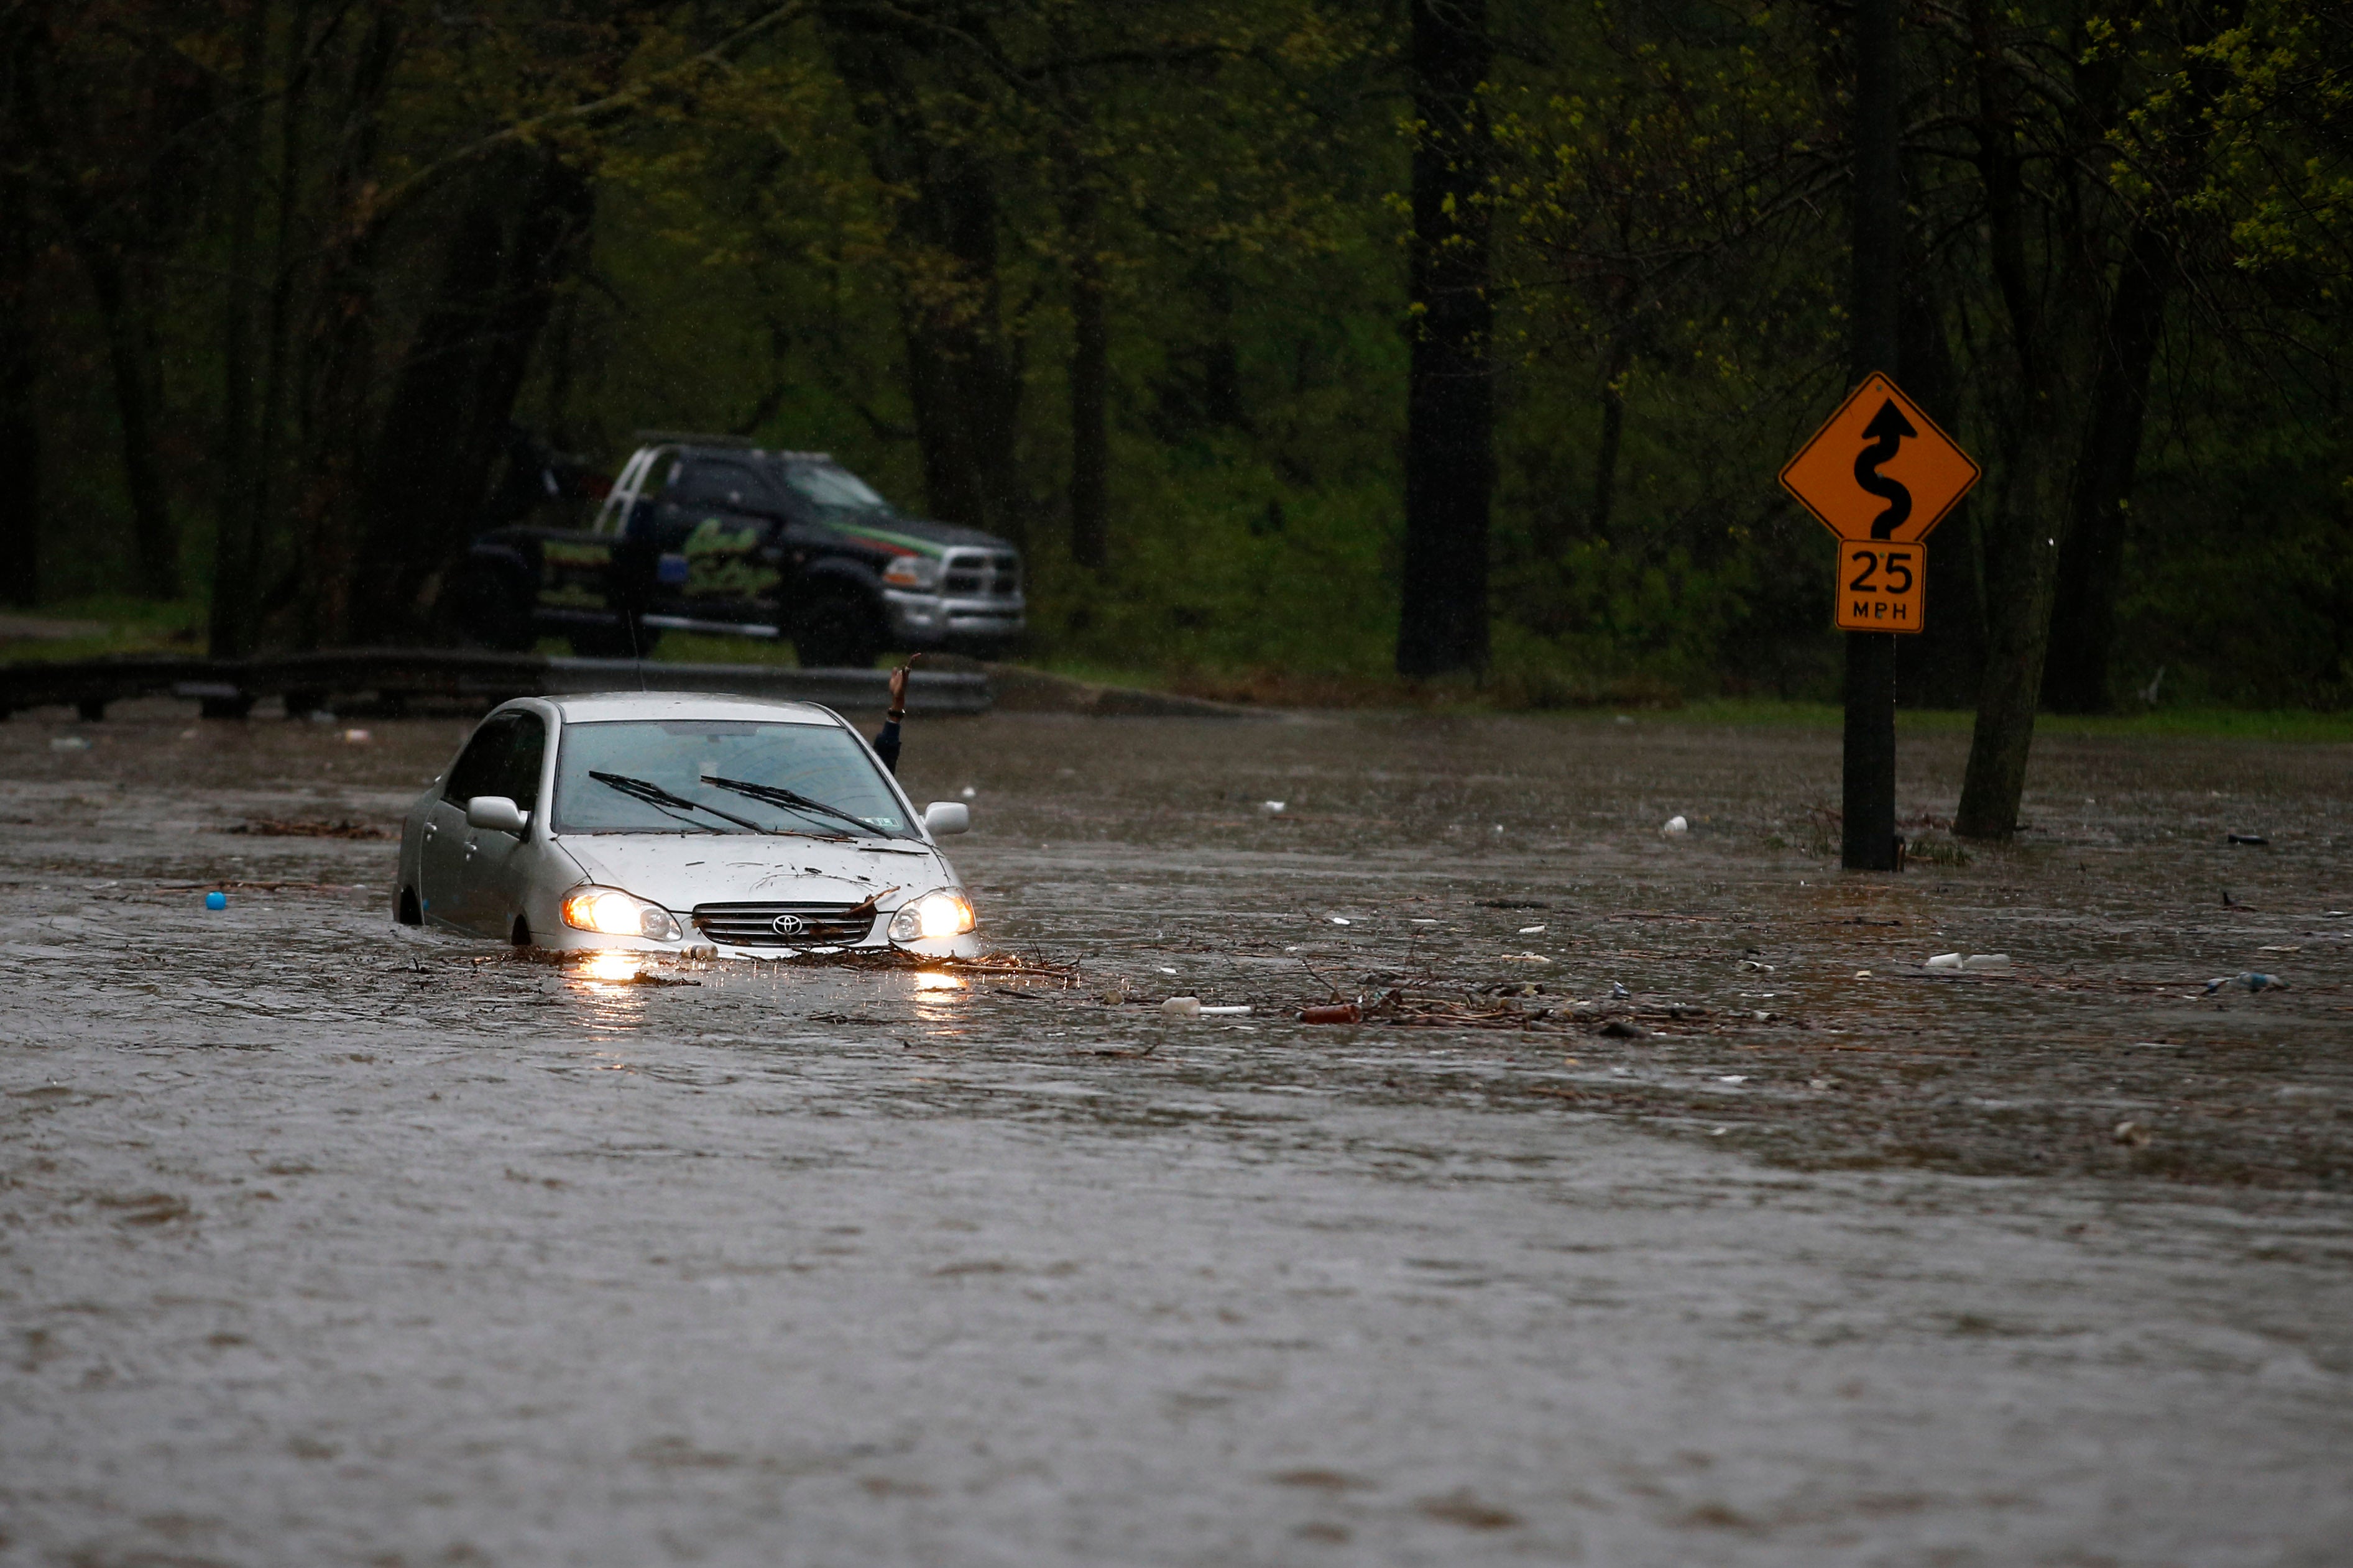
left=823, top=513, right=1013, bottom=554
left=553, top=833, right=952, bottom=913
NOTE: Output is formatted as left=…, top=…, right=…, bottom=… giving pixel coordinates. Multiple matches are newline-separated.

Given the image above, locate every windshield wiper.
left=589, top=770, right=768, bottom=834
left=699, top=774, right=892, bottom=838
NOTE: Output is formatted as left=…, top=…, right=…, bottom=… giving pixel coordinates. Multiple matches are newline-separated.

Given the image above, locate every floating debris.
left=2203, top=972, right=2286, bottom=995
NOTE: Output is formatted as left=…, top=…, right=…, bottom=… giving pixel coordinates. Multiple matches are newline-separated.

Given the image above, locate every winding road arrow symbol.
left=1853, top=400, right=1917, bottom=539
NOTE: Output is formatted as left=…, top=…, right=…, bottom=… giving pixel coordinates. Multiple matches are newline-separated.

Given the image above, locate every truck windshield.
left=780, top=463, right=890, bottom=515
left=552, top=720, right=912, bottom=838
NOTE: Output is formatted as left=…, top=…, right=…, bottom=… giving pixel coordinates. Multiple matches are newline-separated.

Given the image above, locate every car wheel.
left=449, top=557, right=536, bottom=652
left=397, top=886, right=422, bottom=926
left=794, top=589, right=885, bottom=669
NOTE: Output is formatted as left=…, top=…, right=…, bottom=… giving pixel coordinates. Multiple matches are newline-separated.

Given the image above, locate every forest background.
left=0, top=0, right=2346, bottom=725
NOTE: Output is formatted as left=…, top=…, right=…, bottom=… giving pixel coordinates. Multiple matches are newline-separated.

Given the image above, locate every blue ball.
left=204, top=891, right=228, bottom=911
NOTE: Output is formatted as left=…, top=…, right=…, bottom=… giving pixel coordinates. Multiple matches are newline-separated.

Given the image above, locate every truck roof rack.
left=630, top=431, right=833, bottom=462
left=633, top=430, right=756, bottom=448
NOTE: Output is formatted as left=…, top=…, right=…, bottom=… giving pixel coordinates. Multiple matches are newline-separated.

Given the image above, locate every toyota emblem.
left=770, top=914, right=808, bottom=937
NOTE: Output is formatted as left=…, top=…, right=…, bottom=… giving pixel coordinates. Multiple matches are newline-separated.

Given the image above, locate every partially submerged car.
left=396, top=693, right=978, bottom=960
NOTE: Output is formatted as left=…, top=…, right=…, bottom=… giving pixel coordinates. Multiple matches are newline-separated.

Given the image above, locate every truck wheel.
left=569, top=621, right=661, bottom=659
left=449, top=558, right=535, bottom=652
left=794, top=590, right=885, bottom=669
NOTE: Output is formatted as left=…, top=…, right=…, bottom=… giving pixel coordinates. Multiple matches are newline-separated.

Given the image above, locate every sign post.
left=1780, top=373, right=1980, bottom=866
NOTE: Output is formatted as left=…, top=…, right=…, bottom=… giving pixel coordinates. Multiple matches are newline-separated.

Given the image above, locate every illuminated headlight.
left=561, top=886, right=683, bottom=942
left=882, top=553, right=940, bottom=590
left=889, top=890, right=975, bottom=943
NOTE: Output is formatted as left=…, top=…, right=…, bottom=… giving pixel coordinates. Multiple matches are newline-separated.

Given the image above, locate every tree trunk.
left=2040, top=224, right=2168, bottom=714
left=292, top=0, right=402, bottom=648
left=1953, top=0, right=2088, bottom=840
left=350, top=152, right=594, bottom=643
left=1892, top=282, right=1984, bottom=708
left=210, top=0, right=272, bottom=656
left=0, top=168, right=38, bottom=608
left=242, top=0, right=316, bottom=647
left=1396, top=0, right=1493, bottom=678
left=1588, top=329, right=1632, bottom=538
left=82, top=246, right=180, bottom=600
left=1956, top=427, right=2073, bottom=835
left=824, top=19, right=1025, bottom=545
left=1067, top=226, right=1110, bottom=572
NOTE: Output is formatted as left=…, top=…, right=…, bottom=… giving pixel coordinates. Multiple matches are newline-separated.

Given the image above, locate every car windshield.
left=779, top=462, right=891, bottom=515
left=552, top=719, right=913, bottom=838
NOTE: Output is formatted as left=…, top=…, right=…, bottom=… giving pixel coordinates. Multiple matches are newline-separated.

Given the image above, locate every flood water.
left=4, top=702, right=2349, bottom=1566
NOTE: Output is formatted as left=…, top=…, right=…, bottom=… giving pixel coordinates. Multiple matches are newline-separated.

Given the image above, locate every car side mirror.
left=466, top=795, right=530, bottom=835
left=923, top=802, right=970, bottom=837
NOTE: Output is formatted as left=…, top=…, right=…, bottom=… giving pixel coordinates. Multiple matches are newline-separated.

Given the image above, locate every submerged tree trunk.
left=1396, top=0, right=1493, bottom=678
left=350, top=152, right=594, bottom=643
left=1953, top=0, right=2094, bottom=840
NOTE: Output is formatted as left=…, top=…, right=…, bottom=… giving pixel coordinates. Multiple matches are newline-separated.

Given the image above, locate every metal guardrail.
left=0, top=648, right=991, bottom=720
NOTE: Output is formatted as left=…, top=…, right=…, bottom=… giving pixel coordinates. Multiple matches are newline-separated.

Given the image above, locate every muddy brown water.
left=3, top=702, right=2349, bottom=1565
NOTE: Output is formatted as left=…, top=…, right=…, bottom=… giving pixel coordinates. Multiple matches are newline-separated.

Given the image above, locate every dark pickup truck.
left=448, top=437, right=1025, bottom=667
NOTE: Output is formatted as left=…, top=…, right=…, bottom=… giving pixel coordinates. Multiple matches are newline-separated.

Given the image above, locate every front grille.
left=944, top=550, right=1021, bottom=599
left=693, top=901, right=876, bottom=948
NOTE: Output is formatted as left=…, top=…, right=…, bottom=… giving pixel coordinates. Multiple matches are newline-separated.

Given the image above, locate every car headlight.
left=888, top=889, right=975, bottom=943
left=882, top=553, right=940, bottom=590
left=561, top=886, right=683, bottom=942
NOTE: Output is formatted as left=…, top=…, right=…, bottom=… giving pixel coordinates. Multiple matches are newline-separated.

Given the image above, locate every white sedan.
left=395, top=692, right=979, bottom=960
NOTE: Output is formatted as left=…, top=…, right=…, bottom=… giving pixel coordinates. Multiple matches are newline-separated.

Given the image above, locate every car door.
left=464, top=712, right=548, bottom=940
left=655, top=460, right=782, bottom=624
left=420, top=712, right=545, bottom=936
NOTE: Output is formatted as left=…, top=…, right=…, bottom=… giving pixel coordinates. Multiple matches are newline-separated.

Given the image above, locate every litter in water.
left=2227, top=833, right=2269, bottom=846
left=204, top=891, right=227, bottom=910
left=1161, top=996, right=1202, bottom=1017
left=50, top=736, right=91, bottom=751
left=2203, top=972, right=2286, bottom=995
left=1962, top=954, right=2011, bottom=972
left=1662, top=815, right=1689, bottom=836
left=1299, top=1003, right=1362, bottom=1025
left=1927, top=952, right=1963, bottom=970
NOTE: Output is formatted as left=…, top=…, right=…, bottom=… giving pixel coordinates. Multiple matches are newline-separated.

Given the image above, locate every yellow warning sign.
left=1835, top=541, right=1924, bottom=633
left=1781, top=373, right=1980, bottom=544
left=1780, top=373, right=1979, bottom=636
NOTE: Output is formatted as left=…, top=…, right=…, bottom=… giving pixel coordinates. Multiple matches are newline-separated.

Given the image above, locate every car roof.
left=538, top=692, right=842, bottom=727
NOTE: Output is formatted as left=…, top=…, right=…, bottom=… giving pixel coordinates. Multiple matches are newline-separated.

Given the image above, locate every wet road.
left=4, top=704, right=2350, bottom=1566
